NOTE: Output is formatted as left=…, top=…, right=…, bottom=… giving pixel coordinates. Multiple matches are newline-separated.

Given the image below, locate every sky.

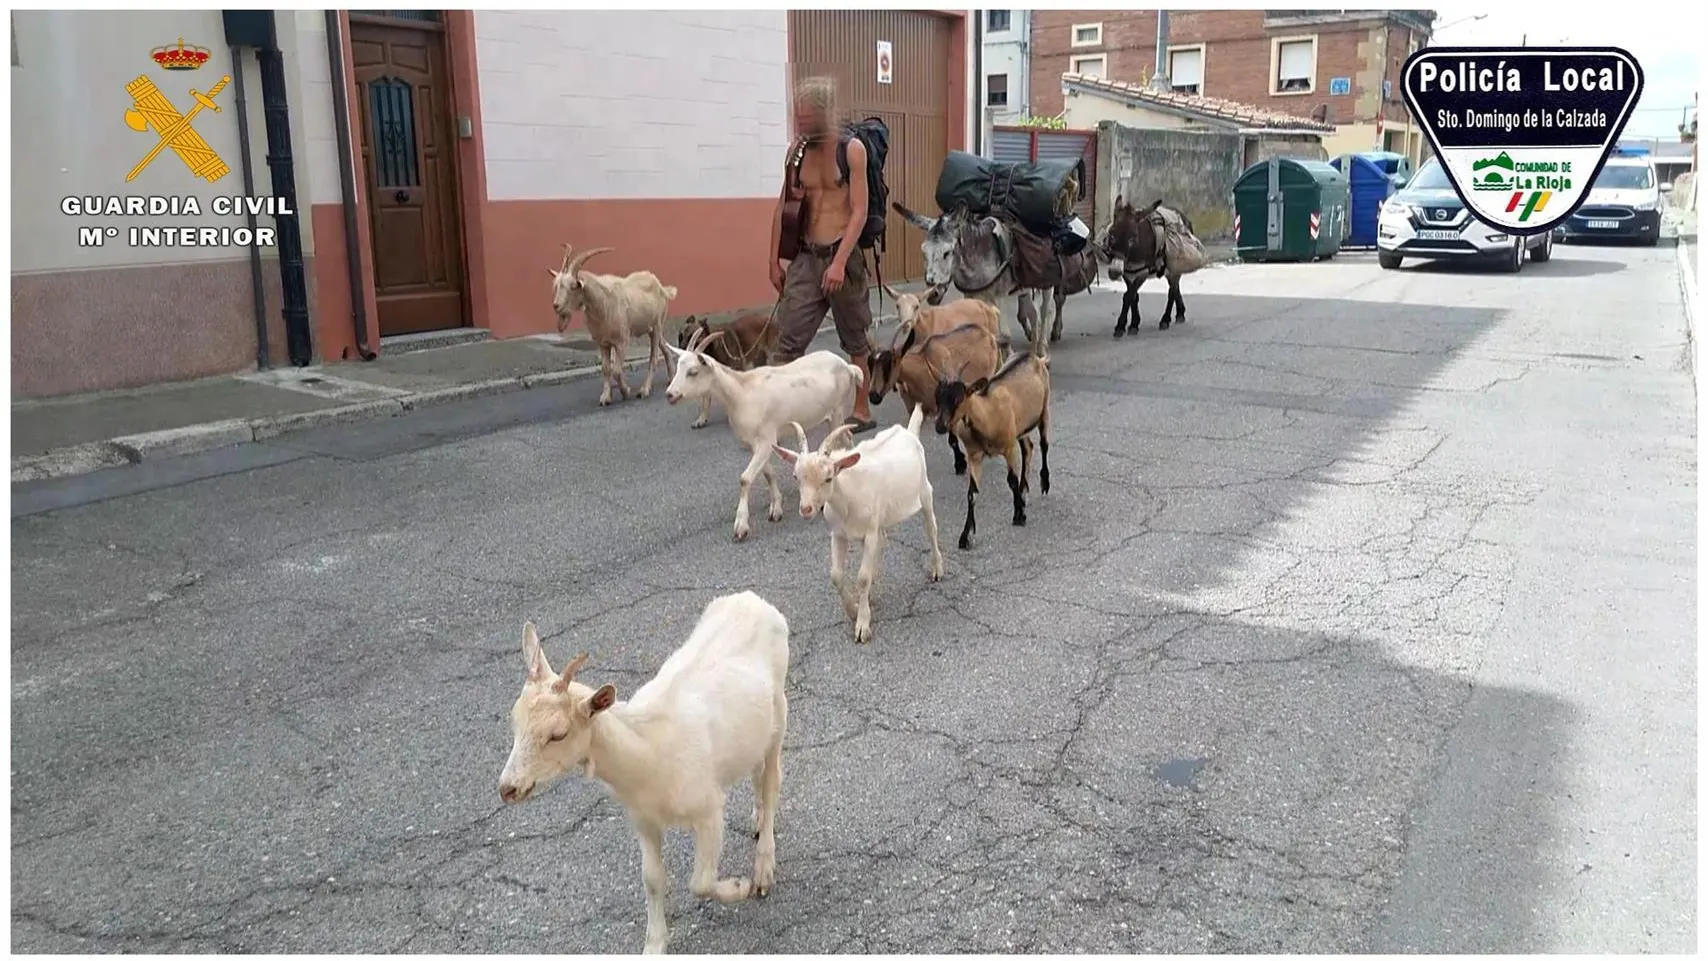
left=1427, top=4, right=1700, bottom=140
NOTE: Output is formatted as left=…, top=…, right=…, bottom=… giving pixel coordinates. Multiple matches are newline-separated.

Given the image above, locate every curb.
left=12, top=363, right=608, bottom=485
left=1678, top=235, right=1699, bottom=392
left=13, top=312, right=935, bottom=485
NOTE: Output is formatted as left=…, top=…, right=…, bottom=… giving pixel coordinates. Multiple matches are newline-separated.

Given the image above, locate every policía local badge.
left=1401, top=46, right=1644, bottom=235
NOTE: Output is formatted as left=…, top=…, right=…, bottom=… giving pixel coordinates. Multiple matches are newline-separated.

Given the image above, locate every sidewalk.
left=12, top=241, right=1238, bottom=484
left=10, top=286, right=933, bottom=483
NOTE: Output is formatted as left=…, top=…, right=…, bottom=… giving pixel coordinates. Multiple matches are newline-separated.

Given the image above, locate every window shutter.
left=1278, top=41, right=1313, bottom=81
left=1170, top=49, right=1203, bottom=87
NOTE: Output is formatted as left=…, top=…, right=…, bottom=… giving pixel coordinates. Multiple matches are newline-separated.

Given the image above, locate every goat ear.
left=587, top=684, right=617, bottom=714
left=899, top=327, right=918, bottom=355
left=523, top=622, right=549, bottom=681
left=970, top=377, right=991, bottom=394
left=771, top=444, right=799, bottom=464
left=833, top=452, right=861, bottom=472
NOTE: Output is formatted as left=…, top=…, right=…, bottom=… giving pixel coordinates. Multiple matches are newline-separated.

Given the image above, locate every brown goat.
left=677, top=312, right=782, bottom=428
left=867, top=321, right=999, bottom=476
left=933, top=350, right=1052, bottom=550
left=880, top=285, right=1006, bottom=352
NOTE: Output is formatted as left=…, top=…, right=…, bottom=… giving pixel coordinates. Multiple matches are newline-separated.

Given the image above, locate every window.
left=1272, top=36, right=1317, bottom=94
left=1593, top=164, right=1655, bottom=190
left=986, top=10, right=1010, bottom=32
left=1167, top=44, right=1204, bottom=95
left=986, top=73, right=1009, bottom=107
left=1071, top=22, right=1102, bottom=47
left=1070, top=54, right=1107, bottom=79
left=1410, top=159, right=1451, bottom=190
left=368, top=77, right=420, bottom=188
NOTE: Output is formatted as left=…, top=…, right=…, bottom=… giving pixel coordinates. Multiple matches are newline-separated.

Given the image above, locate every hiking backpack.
left=836, top=116, right=891, bottom=251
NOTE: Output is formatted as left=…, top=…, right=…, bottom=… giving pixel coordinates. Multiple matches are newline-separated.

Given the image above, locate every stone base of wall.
left=11, top=256, right=307, bottom=401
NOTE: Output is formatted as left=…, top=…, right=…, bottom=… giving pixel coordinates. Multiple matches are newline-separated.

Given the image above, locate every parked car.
left=1376, top=157, right=1553, bottom=272
left=1555, top=151, right=1664, bottom=246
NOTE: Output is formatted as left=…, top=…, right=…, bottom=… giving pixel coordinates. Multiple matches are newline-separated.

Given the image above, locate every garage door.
left=789, top=10, right=952, bottom=283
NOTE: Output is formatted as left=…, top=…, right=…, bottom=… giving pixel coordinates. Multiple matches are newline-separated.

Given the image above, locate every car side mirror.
left=1659, top=182, right=1674, bottom=194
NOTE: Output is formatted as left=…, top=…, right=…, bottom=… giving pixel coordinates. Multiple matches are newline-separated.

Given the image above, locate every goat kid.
left=549, top=244, right=676, bottom=407
left=498, top=593, right=789, bottom=954
left=866, top=321, right=1000, bottom=476
left=676, top=313, right=781, bottom=429
left=935, top=349, right=1053, bottom=550
left=664, top=340, right=864, bottom=542
left=773, top=403, right=943, bottom=644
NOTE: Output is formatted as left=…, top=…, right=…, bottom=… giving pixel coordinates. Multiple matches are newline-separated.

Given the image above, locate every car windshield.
left=1407, top=161, right=1453, bottom=190
left=1594, top=164, right=1655, bottom=190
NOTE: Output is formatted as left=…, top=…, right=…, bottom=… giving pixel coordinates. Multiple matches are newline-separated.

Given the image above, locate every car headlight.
left=1381, top=199, right=1415, bottom=219
left=1631, top=199, right=1657, bottom=211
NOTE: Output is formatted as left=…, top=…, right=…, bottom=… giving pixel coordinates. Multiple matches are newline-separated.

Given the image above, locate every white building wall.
left=10, top=10, right=333, bottom=274
left=474, top=11, right=790, bottom=202
left=981, top=9, right=1031, bottom=127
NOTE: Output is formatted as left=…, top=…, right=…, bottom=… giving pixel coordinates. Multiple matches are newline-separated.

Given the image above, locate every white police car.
left=1554, top=151, right=1663, bottom=246
left=1376, top=157, right=1553, bottom=272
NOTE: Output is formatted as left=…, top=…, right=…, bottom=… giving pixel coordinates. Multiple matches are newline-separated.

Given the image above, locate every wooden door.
left=349, top=16, right=466, bottom=336
left=789, top=11, right=953, bottom=283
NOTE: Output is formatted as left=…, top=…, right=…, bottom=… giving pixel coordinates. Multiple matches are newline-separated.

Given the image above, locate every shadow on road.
left=11, top=282, right=1578, bottom=952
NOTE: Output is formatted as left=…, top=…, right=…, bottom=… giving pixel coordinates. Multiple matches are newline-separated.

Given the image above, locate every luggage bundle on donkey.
left=932, top=150, right=1094, bottom=292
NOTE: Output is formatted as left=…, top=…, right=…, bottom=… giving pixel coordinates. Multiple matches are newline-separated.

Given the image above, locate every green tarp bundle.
left=933, top=150, right=1086, bottom=234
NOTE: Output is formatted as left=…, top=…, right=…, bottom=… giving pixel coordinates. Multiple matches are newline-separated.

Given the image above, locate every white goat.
left=663, top=340, right=865, bottom=542
left=548, top=244, right=677, bottom=407
left=772, top=402, right=944, bottom=643
left=497, top=591, right=790, bottom=955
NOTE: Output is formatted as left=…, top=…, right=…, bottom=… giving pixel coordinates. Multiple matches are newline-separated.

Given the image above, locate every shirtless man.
left=769, top=75, right=876, bottom=435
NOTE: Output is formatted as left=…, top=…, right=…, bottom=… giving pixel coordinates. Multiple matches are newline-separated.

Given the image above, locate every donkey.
left=1100, top=197, right=1207, bottom=338
left=892, top=202, right=1066, bottom=357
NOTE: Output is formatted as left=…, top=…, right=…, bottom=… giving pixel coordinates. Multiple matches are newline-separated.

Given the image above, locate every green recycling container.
left=1231, top=156, right=1351, bottom=262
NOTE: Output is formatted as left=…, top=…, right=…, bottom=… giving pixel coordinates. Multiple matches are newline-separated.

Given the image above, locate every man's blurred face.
left=795, top=99, right=829, bottom=143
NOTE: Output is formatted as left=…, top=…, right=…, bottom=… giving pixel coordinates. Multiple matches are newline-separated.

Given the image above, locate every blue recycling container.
left=1330, top=153, right=1394, bottom=249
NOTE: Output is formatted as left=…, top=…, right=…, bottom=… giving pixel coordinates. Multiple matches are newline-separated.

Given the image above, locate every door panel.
left=790, top=10, right=952, bottom=283
left=350, top=19, right=465, bottom=336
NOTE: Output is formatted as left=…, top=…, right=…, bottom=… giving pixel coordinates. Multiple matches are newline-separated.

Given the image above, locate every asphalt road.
left=11, top=240, right=1696, bottom=953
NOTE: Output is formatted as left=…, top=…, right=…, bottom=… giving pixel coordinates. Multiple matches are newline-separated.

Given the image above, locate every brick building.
left=1029, top=9, right=1435, bottom=164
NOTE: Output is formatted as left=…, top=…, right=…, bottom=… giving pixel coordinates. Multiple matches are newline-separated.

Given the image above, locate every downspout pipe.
left=1151, top=11, right=1172, bottom=92
left=325, top=11, right=375, bottom=361
left=229, top=44, right=269, bottom=370
left=254, top=11, right=314, bottom=366
left=973, top=12, right=984, bottom=156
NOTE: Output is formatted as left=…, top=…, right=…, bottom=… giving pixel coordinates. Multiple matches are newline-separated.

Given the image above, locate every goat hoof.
left=691, top=420, right=709, bottom=429
left=734, top=527, right=750, bottom=542
left=1113, top=328, right=1126, bottom=339
left=1012, top=514, right=1027, bottom=527
left=1159, top=320, right=1171, bottom=330
left=767, top=507, right=784, bottom=523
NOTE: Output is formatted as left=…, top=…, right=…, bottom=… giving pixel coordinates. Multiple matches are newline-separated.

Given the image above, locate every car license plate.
left=1418, top=229, right=1459, bottom=240
left=1587, top=219, right=1619, bottom=229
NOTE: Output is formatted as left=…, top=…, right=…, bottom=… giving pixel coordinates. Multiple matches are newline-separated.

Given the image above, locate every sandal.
left=843, top=416, right=877, bottom=435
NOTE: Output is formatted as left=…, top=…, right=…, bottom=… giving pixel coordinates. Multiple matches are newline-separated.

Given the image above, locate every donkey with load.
left=893, top=150, right=1100, bottom=355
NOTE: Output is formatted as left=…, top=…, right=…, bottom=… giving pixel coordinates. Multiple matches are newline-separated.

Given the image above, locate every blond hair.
left=795, top=75, right=838, bottom=121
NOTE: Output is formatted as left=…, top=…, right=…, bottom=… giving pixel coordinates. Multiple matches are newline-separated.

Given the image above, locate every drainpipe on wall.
left=228, top=42, right=270, bottom=371
left=1150, top=10, right=1171, bottom=92
left=973, top=12, right=984, bottom=156
left=325, top=11, right=375, bottom=361
left=224, top=11, right=313, bottom=366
